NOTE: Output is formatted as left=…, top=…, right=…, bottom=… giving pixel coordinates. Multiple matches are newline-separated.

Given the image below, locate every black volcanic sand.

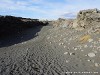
left=0, top=24, right=100, bottom=75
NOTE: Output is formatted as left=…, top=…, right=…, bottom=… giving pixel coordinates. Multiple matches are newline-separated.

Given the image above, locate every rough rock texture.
left=0, top=15, right=48, bottom=37
left=73, top=9, right=100, bottom=29
left=51, top=18, right=73, bottom=28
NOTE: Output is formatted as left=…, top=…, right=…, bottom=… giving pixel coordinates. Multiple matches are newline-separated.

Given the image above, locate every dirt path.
left=0, top=25, right=100, bottom=75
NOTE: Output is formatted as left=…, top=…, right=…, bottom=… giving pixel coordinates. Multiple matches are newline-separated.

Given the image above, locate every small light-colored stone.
left=22, top=42, right=26, bottom=44
left=64, top=52, right=68, bottom=55
left=50, top=42, right=52, bottom=44
left=59, top=39, right=61, bottom=41
left=87, top=60, right=91, bottom=62
left=74, top=48, right=77, bottom=50
left=95, top=63, right=99, bottom=67
left=64, top=46, right=66, bottom=48
left=66, top=60, right=69, bottom=63
left=88, top=53, right=96, bottom=57
left=69, top=38, right=72, bottom=41
left=47, top=37, right=50, bottom=39
left=14, top=44, right=17, bottom=45
left=59, top=43, right=61, bottom=45
left=61, top=43, right=64, bottom=45
left=84, top=45, right=88, bottom=48
left=88, top=39, right=93, bottom=42
left=59, top=43, right=64, bottom=45
left=70, top=52, right=75, bottom=55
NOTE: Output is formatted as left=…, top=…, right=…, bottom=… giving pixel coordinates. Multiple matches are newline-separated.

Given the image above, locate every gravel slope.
left=0, top=25, right=100, bottom=75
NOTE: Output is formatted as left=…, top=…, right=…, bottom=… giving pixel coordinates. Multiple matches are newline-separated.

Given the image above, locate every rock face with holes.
left=73, top=8, right=100, bottom=28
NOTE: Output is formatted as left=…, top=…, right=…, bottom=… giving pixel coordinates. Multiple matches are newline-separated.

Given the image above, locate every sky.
left=0, top=0, right=100, bottom=20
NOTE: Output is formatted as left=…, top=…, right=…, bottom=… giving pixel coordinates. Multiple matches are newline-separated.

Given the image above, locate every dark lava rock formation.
left=0, top=15, right=48, bottom=37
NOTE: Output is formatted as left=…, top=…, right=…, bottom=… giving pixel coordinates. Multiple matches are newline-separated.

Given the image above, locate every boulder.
left=73, top=8, right=100, bottom=28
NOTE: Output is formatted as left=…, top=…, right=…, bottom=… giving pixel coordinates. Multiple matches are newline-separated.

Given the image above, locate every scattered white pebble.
left=70, top=52, right=75, bottom=55
left=88, top=53, right=96, bottom=57
left=69, top=38, right=72, bottom=41
left=50, top=42, right=52, bottom=44
left=22, top=42, right=26, bottom=44
left=95, top=63, right=99, bottom=67
left=74, top=48, right=77, bottom=50
left=59, top=43, right=64, bottom=45
left=87, top=60, right=91, bottom=62
left=70, top=53, right=72, bottom=55
left=64, top=52, right=68, bottom=55
left=47, top=37, right=50, bottom=39
left=61, top=43, right=64, bottom=45
left=84, top=45, right=88, bottom=48
left=59, top=43, right=61, bottom=45
left=14, top=44, right=17, bottom=45
left=66, top=60, right=69, bottom=63
left=59, top=39, right=61, bottom=41
left=85, top=55, right=87, bottom=56
left=88, top=39, right=93, bottom=42
left=27, top=48, right=29, bottom=50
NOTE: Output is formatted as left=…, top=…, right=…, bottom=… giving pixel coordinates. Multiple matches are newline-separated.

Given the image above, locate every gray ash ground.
left=0, top=24, right=100, bottom=75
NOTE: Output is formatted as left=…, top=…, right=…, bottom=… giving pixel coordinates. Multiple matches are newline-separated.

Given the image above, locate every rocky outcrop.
left=73, top=8, right=100, bottom=29
left=0, top=15, right=48, bottom=36
left=51, top=18, right=73, bottom=28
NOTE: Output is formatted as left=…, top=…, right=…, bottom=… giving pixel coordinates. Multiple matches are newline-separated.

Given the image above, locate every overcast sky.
left=0, top=0, right=100, bottom=20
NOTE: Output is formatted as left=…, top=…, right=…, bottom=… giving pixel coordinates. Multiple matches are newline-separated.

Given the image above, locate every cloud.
left=0, top=0, right=35, bottom=10
left=0, top=0, right=74, bottom=19
left=0, top=0, right=100, bottom=19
